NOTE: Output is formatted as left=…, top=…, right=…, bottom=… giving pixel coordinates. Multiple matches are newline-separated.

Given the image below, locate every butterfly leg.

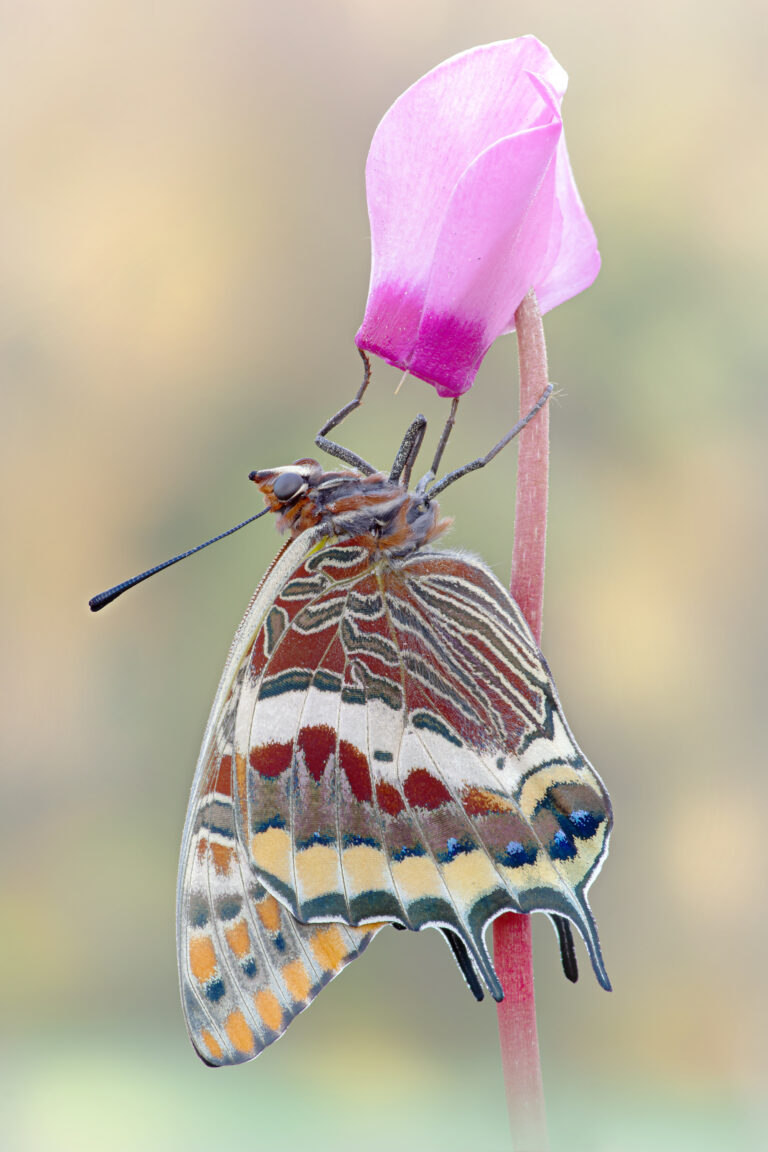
left=423, top=382, right=553, bottom=501
left=553, top=915, right=579, bottom=984
left=315, top=349, right=377, bottom=475
left=414, top=397, right=460, bottom=496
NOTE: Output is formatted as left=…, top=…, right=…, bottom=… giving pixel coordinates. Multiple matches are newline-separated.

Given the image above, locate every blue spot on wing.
left=253, top=814, right=286, bottom=834
left=205, top=978, right=226, bottom=1003
left=208, top=820, right=235, bottom=839
left=343, top=833, right=380, bottom=849
left=392, top=843, right=427, bottom=863
left=501, top=841, right=538, bottom=868
left=564, top=809, right=603, bottom=839
left=190, top=899, right=209, bottom=928
left=437, top=836, right=475, bottom=864
left=217, top=898, right=242, bottom=921
left=297, top=830, right=336, bottom=850
left=549, top=829, right=577, bottom=860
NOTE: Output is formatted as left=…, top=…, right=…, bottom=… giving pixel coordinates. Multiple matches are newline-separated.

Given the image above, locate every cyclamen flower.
left=355, top=37, right=600, bottom=397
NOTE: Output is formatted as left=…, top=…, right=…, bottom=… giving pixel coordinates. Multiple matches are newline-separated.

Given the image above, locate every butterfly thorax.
left=250, top=459, right=452, bottom=559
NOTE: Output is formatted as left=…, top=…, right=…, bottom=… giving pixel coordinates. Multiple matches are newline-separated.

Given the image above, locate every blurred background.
left=2, top=2, right=766, bottom=1149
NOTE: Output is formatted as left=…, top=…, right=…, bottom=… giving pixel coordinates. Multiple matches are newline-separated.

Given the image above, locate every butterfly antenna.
left=88, top=507, right=270, bottom=612
left=423, top=383, right=553, bottom=502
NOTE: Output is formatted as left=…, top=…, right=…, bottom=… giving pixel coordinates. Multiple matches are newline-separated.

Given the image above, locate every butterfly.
left=90, top=352, right=612, bottom=1066
left=169, top=354, right=612, bottom=1066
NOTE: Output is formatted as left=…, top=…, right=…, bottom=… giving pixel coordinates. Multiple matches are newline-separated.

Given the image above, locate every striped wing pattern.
left=179, top=531, right=611, bottom=1064
left=178, top=530, right=381, bottom=1066
left=178, top=736, right=379, bottom=1066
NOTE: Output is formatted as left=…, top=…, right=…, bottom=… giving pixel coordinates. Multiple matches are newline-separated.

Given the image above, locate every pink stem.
left=508, top=290, right=549, bottom=644
left=493, top=288, right=550, bottom=1151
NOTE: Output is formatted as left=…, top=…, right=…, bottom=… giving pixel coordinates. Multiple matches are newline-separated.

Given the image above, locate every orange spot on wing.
left=311, top=925, right=347, bottom=972
left=199, top=1028, right=223, bottom=1061
left=225, top=1010, right=254, bottom=1055
left=225, top=919, right=251, bottom=960
left=254, top=989, right=283, bottom=1032
left=282, top=959, right=311, bottom=1002
left=211, top=842, right=234, bottom=875
left=189, top=935, right=217, bottom=984
left=462, top=786, right=513, bottom=816
left=256, top=895, right=282, bottom=933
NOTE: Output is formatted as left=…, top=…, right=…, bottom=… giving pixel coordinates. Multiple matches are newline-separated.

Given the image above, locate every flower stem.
left=509, top=289, right=549, bottom=644
left=493, top=288, right=550, bottom=1151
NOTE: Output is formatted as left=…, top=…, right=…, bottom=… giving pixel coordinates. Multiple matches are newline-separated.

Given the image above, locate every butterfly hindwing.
left=241, top=537, right=611, bottom=1000
left=389, top=552, right=612, bottom=989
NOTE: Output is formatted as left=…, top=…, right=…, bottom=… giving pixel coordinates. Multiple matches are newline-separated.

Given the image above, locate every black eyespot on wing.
left=272, top=472, right=306, bottom=502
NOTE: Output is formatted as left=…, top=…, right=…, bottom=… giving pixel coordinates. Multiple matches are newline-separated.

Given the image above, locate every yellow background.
left=2, top=2, right=765, bottom=1149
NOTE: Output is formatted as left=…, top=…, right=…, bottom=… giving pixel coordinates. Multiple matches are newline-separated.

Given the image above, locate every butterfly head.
left=249, top=459, right=451, bottom=557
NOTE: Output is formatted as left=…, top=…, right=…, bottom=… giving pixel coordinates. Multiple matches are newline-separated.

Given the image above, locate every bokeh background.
left=2, top=2, right=766, bottom=1149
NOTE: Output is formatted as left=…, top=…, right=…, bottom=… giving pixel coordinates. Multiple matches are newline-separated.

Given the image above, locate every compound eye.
left=272, top=471, right=306, bottom=502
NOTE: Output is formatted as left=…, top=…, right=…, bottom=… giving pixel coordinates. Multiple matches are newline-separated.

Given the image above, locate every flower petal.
left=404, top=122, right=562, bottom=396
left=358, top=38, right=566, bottom=301
left=355, top=37, right=599, bottom=394
left=528, top=134, right=601, bottom=317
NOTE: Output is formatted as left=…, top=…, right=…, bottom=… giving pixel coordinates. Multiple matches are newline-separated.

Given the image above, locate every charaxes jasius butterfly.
left=90, top=352, right=611, bottom=1066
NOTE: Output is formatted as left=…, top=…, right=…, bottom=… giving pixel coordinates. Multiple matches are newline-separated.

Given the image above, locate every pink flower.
left=355, top=37, right=600, bottom=398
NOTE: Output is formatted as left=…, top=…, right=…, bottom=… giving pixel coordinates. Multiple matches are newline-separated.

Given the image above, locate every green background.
left=2, top=2, right=765, bottom=1148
